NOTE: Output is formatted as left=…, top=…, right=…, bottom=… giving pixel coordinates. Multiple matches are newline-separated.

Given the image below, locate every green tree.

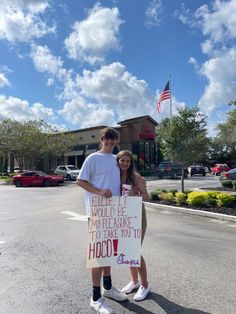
left=158, top=106, right=208, bottom=192
left=206, top=137, right=233, bottom=166
left=0, top=119, right=77, bottom=172
left=216, top=102, right=236, bottom=165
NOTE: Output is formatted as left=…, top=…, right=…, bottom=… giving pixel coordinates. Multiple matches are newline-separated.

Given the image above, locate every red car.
left=210, top=164, right=230, bottom=175
left=12, top=171, right=64, bottom=187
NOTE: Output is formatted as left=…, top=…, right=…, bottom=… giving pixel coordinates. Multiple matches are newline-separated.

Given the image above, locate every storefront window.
left=132, top=141, right=157, bottom=171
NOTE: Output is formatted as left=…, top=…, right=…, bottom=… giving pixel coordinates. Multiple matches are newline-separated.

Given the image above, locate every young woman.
left=117, top=150, right=151, bottom=301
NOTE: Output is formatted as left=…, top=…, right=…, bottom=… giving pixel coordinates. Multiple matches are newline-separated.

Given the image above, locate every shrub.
left=0, top=176, right=10, bottom=180
left=184, top=190, right=192, bottom=195
left=175, top=192, right=187, bottom=205
left=159, top=192, right=175, bottom=202
left=220, top=180, right=233, bottom=188
left=169, top=189, right=178, bottom=196
left=155, top=188, right=167, bottom=193
left=149, top=191, right=160, bottom=201
left=232, top=180, right=236, bottom=190
left=187, top=192, right=208, bottom=207
left=216, top=193, right=235, bottom=207
left=205, top=192, right=220, bottom=206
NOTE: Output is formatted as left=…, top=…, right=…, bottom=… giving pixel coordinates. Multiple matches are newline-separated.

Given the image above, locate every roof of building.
left=118, top=115, right=158, bottom=126
left=64, top=125, right=109, bottom=135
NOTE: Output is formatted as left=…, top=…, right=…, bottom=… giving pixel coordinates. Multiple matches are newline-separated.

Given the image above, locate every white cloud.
left=76, top=62, right=154, bottom=119
left=59, top=98, right=115, bottom=128
left=199, top=47, right=236, bottom=113
left=58, top=62, right=156, bottom=127
left=145, top=0, right=163, bottom=27
left=195, top=0, right=236, bottom=52
left=30, top=44, right=68, bottom=79
left=0, top=73, right=10, bottom=87
left=177, top=0, right=236, bottom=53
left=188, top=57, right=199, bottom=72
left=0, top=94, right=53, bottom=121
left=0, top=0, right=55, bottom=43
left=178, top=0, right=236, bottom=120
left=64, top=3, right=123, bottom=65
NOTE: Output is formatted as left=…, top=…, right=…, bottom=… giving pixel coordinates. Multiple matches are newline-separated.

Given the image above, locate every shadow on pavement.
left=119, top=292, right=211, bottom=314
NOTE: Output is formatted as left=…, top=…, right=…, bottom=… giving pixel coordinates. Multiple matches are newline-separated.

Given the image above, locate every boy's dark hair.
left=100, top=127, right=119, bottom=140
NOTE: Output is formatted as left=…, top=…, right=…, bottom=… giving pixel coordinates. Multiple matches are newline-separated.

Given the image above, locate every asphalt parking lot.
left=146, top=173, right=222, bottom=193
left=0, top=180, right=236, bottom=314
left=0, top=173, right=223, bottom=196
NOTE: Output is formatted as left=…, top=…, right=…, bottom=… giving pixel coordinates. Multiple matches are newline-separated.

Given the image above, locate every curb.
left=144, top=202, right=236, bottom=223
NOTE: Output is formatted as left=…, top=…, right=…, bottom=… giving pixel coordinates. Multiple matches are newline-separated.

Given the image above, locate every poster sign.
left=86, top=195, right=142, bottom=268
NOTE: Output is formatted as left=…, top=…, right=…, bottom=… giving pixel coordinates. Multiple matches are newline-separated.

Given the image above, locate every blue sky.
left=0, top=0, right=236, bottom=135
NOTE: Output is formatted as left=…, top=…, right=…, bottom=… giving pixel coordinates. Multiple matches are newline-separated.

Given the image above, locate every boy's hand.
left=98, top=188, right=112, bottom=198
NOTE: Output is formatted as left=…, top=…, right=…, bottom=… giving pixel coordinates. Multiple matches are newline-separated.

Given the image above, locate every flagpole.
left=169, top=74, right=172, bottom=120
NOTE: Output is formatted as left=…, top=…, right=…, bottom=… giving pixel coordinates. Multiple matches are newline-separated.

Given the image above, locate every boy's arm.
left=77, top=179, right=112, bottom=197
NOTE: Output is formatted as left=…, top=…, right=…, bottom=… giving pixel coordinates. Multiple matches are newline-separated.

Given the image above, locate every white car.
left=55, top=165, right=80, bottom=181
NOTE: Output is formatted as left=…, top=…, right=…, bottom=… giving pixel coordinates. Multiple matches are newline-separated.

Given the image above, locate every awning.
left=86, top=148, right=97, bottom=155
left=65, top=150, right=84, bottom=157
left=139, top=133, right=155, bottom=140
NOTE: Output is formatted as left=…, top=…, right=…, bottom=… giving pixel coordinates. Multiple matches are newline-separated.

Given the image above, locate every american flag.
left=157, top=81, right=171, bottom=113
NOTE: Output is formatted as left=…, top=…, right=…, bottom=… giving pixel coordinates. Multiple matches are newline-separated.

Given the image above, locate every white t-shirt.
left=78, top=152, right=120, bottom=216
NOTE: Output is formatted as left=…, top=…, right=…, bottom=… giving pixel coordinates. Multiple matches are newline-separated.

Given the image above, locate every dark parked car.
left=157, top=161, right=188, bottom=179
left=220, top=168, right=236, bottom=180
left=12, top=171, right=64, bottom=187
left=188, top=165, right=206, bottom=176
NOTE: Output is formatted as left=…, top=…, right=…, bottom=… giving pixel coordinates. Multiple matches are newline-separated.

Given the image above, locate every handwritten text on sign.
left=86, top=195, right=142, bottom=268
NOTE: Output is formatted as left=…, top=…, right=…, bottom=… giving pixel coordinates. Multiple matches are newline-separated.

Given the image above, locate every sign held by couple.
left=86, top=195, right=142, bottom=268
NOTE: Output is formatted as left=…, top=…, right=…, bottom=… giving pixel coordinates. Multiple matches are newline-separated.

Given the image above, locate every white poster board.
left=86, top=195, right=142, bottom=268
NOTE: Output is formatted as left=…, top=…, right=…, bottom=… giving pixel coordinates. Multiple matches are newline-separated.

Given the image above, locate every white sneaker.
left=102, top=286, right=128, bottom=301
left=133, top=283, right=151, bottom=301
left=121, top=281, right=140, bottom=294
left=90, top=297, right=114, bottom=314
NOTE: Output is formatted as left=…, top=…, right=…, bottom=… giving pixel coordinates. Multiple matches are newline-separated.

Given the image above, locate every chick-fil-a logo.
left=117, top=253, right=140, bottom=266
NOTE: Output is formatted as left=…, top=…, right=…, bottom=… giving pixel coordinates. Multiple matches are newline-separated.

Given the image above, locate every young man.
left=77, top=127, right=127, bottom=314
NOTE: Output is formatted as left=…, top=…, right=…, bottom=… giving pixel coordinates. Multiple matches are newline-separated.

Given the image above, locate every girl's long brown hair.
left=117, top=150, right=135, bottom=185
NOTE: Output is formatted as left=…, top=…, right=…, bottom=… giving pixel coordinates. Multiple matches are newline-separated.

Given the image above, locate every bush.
left=169, top=189, right=178, bottom=196
left=184, top=190, right=192, bottom=195
left=175, top=192, right=187, bottom=205
left=149, top=191, right=160, bottom=201
left=232, top=180, right=236, bottom=190
left=205, top=192, right=220, bottom=206
left=159, top=192, right=175, bottom=202
left=187, top=192, right=208, bottom=207
left=0, top=176, right=10, bottom=180
left=216, top=193, right=235, bottom=207
left=220, top=180, right=233, bottom=188
left=157, top=188, right=167, bottom=193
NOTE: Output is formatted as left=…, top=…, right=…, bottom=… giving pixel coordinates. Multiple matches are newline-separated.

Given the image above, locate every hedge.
left=220, top=180, right=233, bottom=188
left=148, top=190, right=236, bottom=208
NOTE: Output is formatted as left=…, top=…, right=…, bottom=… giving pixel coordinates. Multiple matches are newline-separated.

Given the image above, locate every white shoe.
left=121, top=281, right=140, bottom=294
left=90, top=297, right=114, bottom=314
left=133, top=283, right=151, bottom=301
left=102, top=286, right=128, bottom=301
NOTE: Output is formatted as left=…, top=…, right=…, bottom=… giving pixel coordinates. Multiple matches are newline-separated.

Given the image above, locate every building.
left=2, top=115, right=158, bottom=174
left=54, top=115, right=158, bottom=172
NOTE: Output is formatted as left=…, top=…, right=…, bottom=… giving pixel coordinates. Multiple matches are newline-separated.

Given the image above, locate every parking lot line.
left=61, top=210, right=87, bottom=221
